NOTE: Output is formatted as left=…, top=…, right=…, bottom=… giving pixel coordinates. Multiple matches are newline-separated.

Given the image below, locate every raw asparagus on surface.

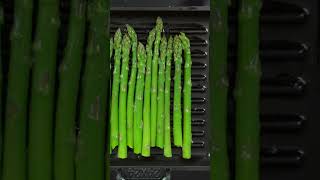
left=118, top=34, right=131, bottom=159
left=53, top=0, right=86, bottom=180
left=75, top=0, right=110, bottom=178
left=173, top=36, right=183, bottom=147
left=180, top=33, right=192, bottom=159
left=151, top=17, right=163, bottom=147
left=134, top=43, right=147, bottom=156
left=2, top=0, right=33, bottom=179
left=210, top=0, right=230, bottom=179
left=164, top=36, right=173, bottom=158
left=141, top=29, right=156, bottom=156
left=235, top=0, right=262, bottom=180
left=28, top=0, right=60, bottom=179
left=110, top=29, right=122, bottom=151
left=156, top=36, right=167, bottom=148
left=126, top=25, right=138, bottom=149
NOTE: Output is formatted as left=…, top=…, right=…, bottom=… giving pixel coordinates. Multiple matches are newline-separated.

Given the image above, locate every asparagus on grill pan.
left=173, top=36, right=183, bottom=147
left=151, top=17, right=163, bottom=147
left=156, top=36, right=167, bottom=148
left=134, top=43, right=147, bottom=156
left=180, top=33, right=192, bottom=159
left=110, top=29, right=122, bottom=151
left=28, top=0, right=60, bottom=179
left=235, top=0, right=262, bottom=180
left=210, top=0, right=230, bottom=179
left=75, top=0, right=110, bottom=178
left=54, top=0, right=86, bottom=180
left=164, top=36, right=173, bottom=158
left=127, top=25, right=138, bottom=149
left=2, top=0, right=33, bottom=179
left=141, top=29, right=156, bottom=156
left=118, top=34, right=131, bottom=159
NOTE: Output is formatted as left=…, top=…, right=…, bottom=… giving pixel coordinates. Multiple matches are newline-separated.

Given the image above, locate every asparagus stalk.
left=28, top=0, right=60, bottom=179
left=164, top=36, right=173, bottom=158
left=75, top=0, right=110, bottom=178
left=156, top=36, right=167, bottom=148
left=53, top=0, right=86, bottom=180
left=118, top=34, right=131, bottom=159
left=141, top=29, right=156, bottom=156
left=110, top=29, right=122, bottom=151
left=173, top=36, right=183, bottom=147
left=180, top=33, right=192, bottom=159
left=110, top=38, right=113, bottom=58
left=2, top=0, right=33, bottom=179
left=126, top=25, right=138, bottom=149
left=210, top=0, right=230, bottom=179
left=235, top=0, right=262, bottom=180
left=134, top=43, right=146, bottom=156
left=0, top=3, right=3, bottom=177
left=151, top=17, right=163, bottom=147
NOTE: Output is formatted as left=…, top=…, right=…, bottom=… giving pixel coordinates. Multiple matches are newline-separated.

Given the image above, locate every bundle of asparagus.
left=109, top=17, right=193, bottom=159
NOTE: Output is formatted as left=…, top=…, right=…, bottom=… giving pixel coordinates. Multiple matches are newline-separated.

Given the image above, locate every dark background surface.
left=111, top=0, right=209, bottom=7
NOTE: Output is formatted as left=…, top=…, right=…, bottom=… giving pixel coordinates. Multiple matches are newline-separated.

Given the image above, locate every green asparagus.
left=180, top=33, right=192, bottom=159
left=0, top=3, right=3, bottom=177
left=235, top=0, right=262, bottom=180
left=126, top=25, right=138, bottom=149
left=141, top=29, right=156, bottom=156
left=156, top=36, right=167, bottom=148
left=2, top=0, right=33, bottom=179
left=75, top=0, right=110, bottom=178
left=28, top=0, right=60, bottom=179
left=118, top=34, right=131, bottom=159
left=134, top=43, right=147, bottom=156
left=210, top=0, right=230, bottom=179
left=110, top=29, right=122, bottom=151
left=164, top=36, right=173, bottom=158
left=151, top=17, right=163, bottom=147
left=54, top=0, right=86, bottom=180
left=173, top=36, right=183, bottom=147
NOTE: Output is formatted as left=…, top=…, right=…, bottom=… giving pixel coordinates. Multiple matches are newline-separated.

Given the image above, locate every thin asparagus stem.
left=180, top=33, right=192, bottom=159
left=151, top=17, right=163, bottom=147
left=164, top=36, right=173, bottom=158
left=235, top=0, right=262, bottom=180
left=173, top=36, right=183, bottom=147
left=118, top=34, right=131, bottom=159
left=141, top=29, right=156, bottom=156
left=210, top=0, right=230, bottom=179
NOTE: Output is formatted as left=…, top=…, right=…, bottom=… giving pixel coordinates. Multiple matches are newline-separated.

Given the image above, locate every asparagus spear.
left=75, top=0, right=110, bottom=178
left=134, top=43, right=146, bottom=156
left=53, top=0, right=86, bottom=180
left=141, top=29, right=156, bottom=156
left=126, top=25, right=138, bottom=149
left=110, top=29, right=122, bottom=151
left=156, top=36, right=167, bottom=148
left=173, top=36, right=183, bottom=147
left=0, top=3, right=3, bottom=177
left=164, top=36, right=173, bottom=158
left=180, top=33, right=192, bottom=159
left=2, top=0, right=33, bottom=179
left=118, top=34, right=131, bottom=159
left=110, top=38, right=113, bottom=58
left=210, top=0, right=230, bottom=179
left=151, top=17, right=163, bottom=147
left=235, top=0, right=262, bottom=180
left=28, top=0, right=60, bottom=179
